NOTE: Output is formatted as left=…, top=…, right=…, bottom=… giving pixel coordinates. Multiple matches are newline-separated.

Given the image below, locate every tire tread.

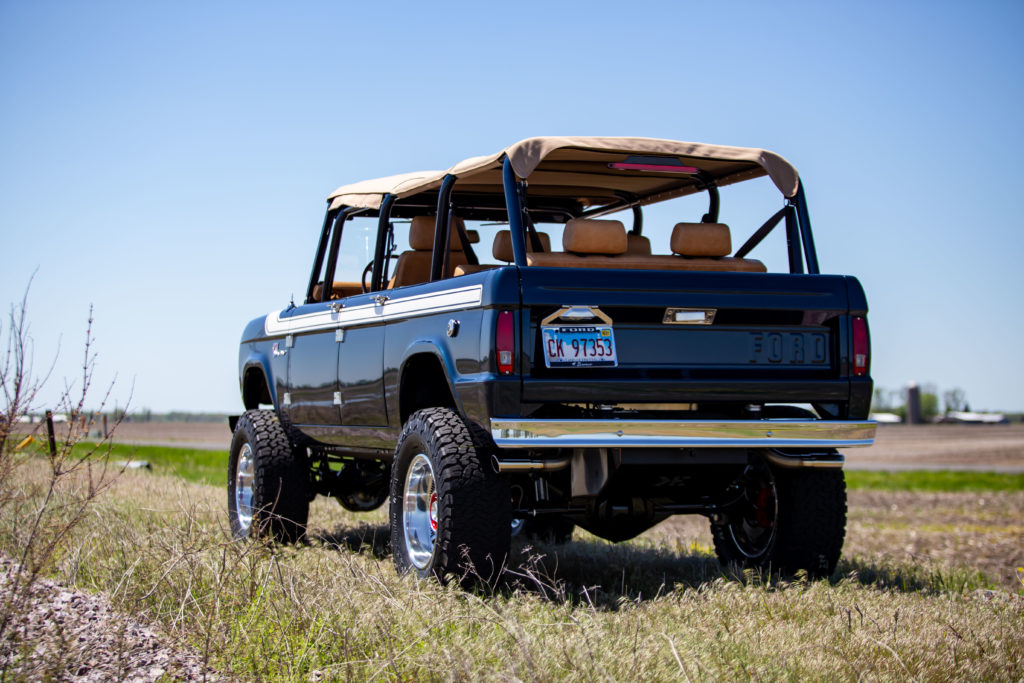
left=229, top=409, right=309, bottom=543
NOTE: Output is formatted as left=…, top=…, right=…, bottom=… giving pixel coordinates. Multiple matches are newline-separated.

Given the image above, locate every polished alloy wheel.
left=403, top=453, right=437, bottom=569
left=729, top=465, right=779, bottom=559
left=234, top=442, right=255, bottom=535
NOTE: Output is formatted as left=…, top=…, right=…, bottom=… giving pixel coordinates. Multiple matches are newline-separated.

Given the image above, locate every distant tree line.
left=871, top=384, right=970, bottom=421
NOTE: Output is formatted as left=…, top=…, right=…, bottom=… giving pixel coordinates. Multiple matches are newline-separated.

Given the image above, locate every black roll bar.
left=784, top=203, right=804, bottom=274
left=502, top=157, right=528, bottom=266
left=630, top=205, right=643, bottom=235
left=430, top=175, right=457, bottom=281
left=321, top=207, right=361, bottom=302
left=793, top=182, right=820, bottom=274
left=702, top=183, right=720, bottom=223
left=305, top=207, right=340, bottom=303
left=371, top=194, right=396, bottom=291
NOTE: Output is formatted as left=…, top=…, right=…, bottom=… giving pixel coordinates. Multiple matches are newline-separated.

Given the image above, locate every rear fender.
left=240, top=351, right=276, bottom=410
left=397, top=340, right=465, bottom=422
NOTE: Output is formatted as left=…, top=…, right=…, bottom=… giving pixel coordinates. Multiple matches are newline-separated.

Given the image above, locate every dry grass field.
left=2, top=423, right=1022, bottom=680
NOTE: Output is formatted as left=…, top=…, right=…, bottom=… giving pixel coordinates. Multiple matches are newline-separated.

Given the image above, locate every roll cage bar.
left=306, top=156, right=821, bottom=298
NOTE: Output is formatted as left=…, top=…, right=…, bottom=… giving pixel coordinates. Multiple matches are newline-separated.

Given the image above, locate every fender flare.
left=241, top=352, right=276, bottom=409
left=397, top=338, right=466, bottom=419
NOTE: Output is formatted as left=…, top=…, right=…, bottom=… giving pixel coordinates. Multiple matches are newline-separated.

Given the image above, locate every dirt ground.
left=842, top=424, right=1024, bottom=471
left=26, top=420, right=235, bottom=451
left=95, top=421, right=1024, bottom=472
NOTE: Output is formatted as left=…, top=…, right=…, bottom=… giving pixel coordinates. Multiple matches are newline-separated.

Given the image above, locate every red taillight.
left=608, top=162, right=699, bottom=174
left=496, top=311, right=515, bottom=375
left=852, top=316, right=870, bottom=377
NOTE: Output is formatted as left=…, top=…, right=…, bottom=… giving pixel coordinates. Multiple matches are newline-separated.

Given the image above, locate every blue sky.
left=2, top=1, right=1022, bottom=414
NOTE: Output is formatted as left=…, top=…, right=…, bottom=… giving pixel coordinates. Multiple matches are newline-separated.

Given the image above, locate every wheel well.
left=399, top=354, right=456, bottom=424
left=242, top=366, right=272, bottom=410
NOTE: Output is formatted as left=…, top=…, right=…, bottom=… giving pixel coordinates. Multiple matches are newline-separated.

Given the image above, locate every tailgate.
left=519, top=267, right=854, bottom=407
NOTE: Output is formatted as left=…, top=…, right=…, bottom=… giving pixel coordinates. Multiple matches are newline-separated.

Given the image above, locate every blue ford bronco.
left=229, top=136, right=875, bottom=582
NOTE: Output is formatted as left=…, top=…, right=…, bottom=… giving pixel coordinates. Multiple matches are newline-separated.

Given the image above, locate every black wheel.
left=390, top=407, right=511, bottom=584
left=228, top=410, right=310, bottom=543
left=711, top=455, right=846, bottom=577
left=512, top=516, right=575, bottom=544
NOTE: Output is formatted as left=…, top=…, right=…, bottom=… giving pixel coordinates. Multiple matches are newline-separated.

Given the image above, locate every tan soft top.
left=327, top=136, right=800, bottom=210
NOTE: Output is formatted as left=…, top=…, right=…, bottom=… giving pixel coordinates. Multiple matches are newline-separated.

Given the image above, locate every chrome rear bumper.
left=489, top=419, right=876, bottom=449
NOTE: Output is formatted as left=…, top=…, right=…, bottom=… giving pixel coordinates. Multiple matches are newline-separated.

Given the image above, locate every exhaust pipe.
left=491, top=454, right=571, bottom=473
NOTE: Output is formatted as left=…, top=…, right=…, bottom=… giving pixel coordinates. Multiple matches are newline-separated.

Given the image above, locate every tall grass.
left=1, top=283, right=130, bottom=677
left=3, top=463, right=1020, bottom=681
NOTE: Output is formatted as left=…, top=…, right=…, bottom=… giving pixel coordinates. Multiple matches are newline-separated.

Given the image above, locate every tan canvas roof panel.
left=327, top=170, right=447, bottom=211
left=326, top=136, right=800, bottom=210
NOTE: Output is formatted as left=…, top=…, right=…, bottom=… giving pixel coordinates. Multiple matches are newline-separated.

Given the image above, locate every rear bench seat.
left=526, top=219, right=766, bottom=273
left=452, top=229, right=551, bottom=276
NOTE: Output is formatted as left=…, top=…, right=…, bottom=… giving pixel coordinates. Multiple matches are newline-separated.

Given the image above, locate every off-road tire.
left=390, top=407, right=511, bottom=585
left=516, top=516, right=575, bottom=544
left=712, top=458, right=846, bottom=577
left=228, top=410, right=310, bottom=543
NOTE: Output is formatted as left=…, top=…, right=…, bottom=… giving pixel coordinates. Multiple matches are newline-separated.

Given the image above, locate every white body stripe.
left=263, top=285, right=483, bottom=336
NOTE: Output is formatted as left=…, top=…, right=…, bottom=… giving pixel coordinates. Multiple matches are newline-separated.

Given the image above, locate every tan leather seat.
left=389, top=216, right=469, bottom=288
left=492, top=229, right=552, bottom=262
left=667, top=222, right=766, bottom=272
left=453, top=228, right=552, bottom=276
left=527, top=219, right=628, bottom=268
left=626, top=233, right=651, bottom=254
left=311, top=281, right=363, bottom=301
left=525, top=219, right=766, bottom=272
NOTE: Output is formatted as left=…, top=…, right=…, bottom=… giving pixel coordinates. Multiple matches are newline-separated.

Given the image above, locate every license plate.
left=541, top=325, right=618, bottom=368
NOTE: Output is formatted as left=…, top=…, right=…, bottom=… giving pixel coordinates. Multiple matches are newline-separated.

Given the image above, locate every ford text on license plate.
left=541, top=325, right=618, bottom=368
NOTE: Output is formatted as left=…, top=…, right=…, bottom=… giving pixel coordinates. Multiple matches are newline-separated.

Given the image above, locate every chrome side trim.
left=489, top=419, right=876, bottom=449
left=264, top=284, right=483, bottom=336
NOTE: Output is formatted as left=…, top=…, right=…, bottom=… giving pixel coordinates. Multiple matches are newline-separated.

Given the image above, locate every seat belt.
left=735, top=207, right=787, bottom=259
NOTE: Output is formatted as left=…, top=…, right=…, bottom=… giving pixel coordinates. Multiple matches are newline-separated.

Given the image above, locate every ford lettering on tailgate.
left=749, top=332, right=828, bottom=365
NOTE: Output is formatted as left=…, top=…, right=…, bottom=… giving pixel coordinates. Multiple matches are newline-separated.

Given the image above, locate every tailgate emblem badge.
left=663, top=308, right=716, bottom=325
left=542, top=306, right=613, bottom=326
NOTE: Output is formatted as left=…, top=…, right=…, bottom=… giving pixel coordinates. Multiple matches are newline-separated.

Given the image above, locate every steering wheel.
left=361, top=256, right=399, bottom=293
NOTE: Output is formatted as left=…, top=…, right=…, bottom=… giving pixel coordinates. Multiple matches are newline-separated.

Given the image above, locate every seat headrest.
left=626, top=233, right=652, bottom=255
left=671, top=222, right=731, bottom=257
left=563, top=219, right=627, bottom=255
left=493, top=230, right=551, bottom=262
left=408, top=216, right=466, bottom=251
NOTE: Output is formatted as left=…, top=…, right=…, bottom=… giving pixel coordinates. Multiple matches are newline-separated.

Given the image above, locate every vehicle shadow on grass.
left=307, top=524, right=978, bottom=606
left=503, top=537, right=724, bottom=607
left=502, top=542, right=987, bottom=608
left=311, top=521, right=392, bottom=559
left=836, top=556, right=996, bottom=595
